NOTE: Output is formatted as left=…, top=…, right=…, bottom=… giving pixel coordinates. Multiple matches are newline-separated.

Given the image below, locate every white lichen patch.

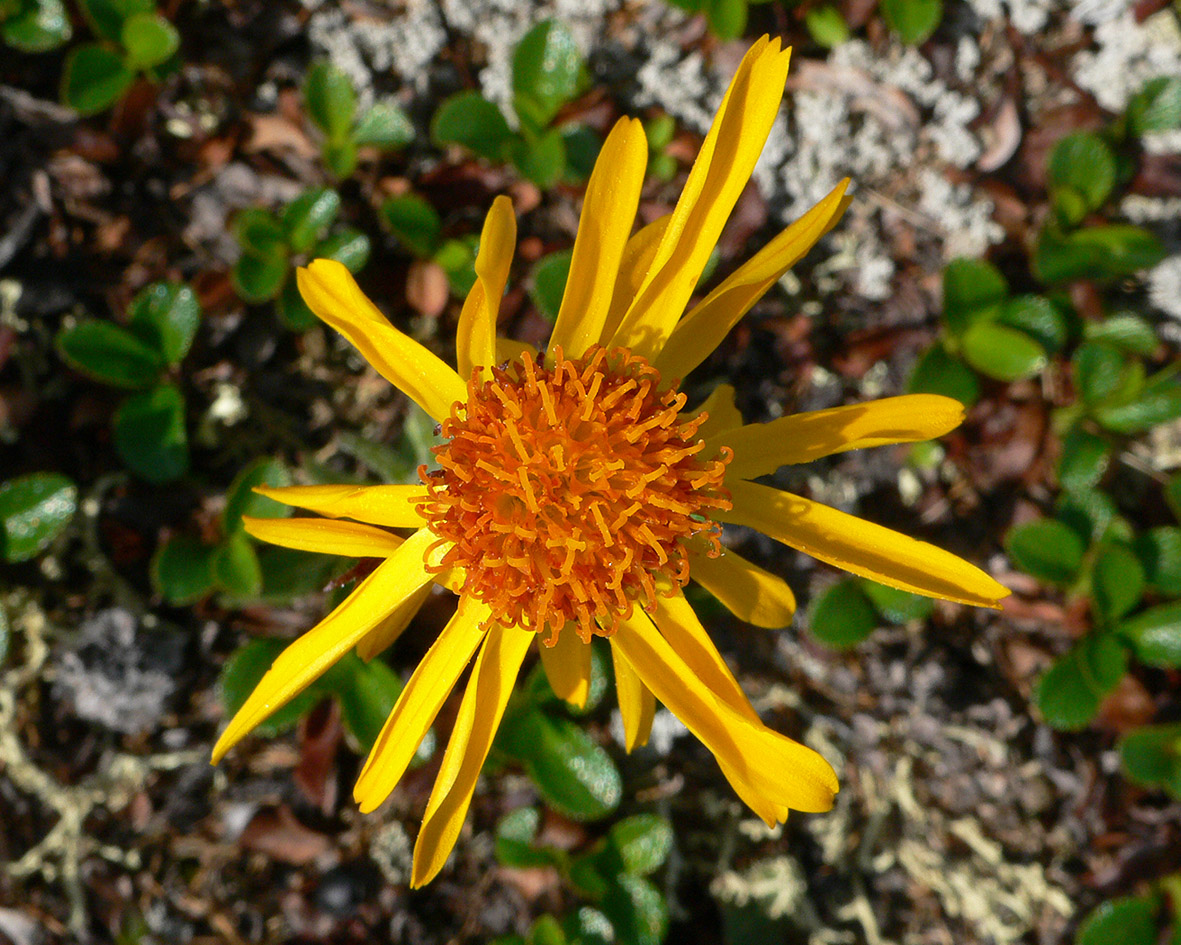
left=1071, top=10, right=1181, bottom=112
left=1148, top=255, right=1181, bottom=323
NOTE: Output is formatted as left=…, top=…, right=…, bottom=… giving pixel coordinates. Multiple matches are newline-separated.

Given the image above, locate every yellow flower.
left=211, top=36, right=1009, bottom=887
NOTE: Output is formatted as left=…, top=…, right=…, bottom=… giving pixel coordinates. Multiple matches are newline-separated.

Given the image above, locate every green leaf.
left=431, top=91, right=512, bottom=163
left=332, top=653, right=405, bottom=753
left=276, top=278, right=317, bottom=331
left=1083, top=313, right=1158, bottom=357
left=113, top=383, right=188, bottom=483
left=807, top=579, right=878, bottom=649
left=1127, top=76, right=1181, bottom=135
left=1091, top=543, right=1145, bottom=624
left=880, top=0, right=942, bottom=45
left=1004, top=518, right=1084, bottom=586
left=512, top=127, right=566, bottom=188
left=1076, top=895, right=1159, bottom=945
left=860, top=580, right=934, bottom=624
left=151, top=535, right=217, bottom=604
left=497, top=709, right=622, bottom=820
left=57, top=320, right=164, bottom=389
left=232, top=253, right=288, bottom=303
left=281, top=188, right=341, bottom=254
left=1118, top=602, right=1181, bottom=668
left=120, top=12, right=178, bottom=70
left=0, top=473, right=76, bottom=563
left=1134, top=527, right=1181, bottom=595
left=234, top=207, right=286, bottom=258
left=1056, top=488, right=1117, bottom=546
left=494, top=807, right=556, bottom=869
left=1120, top=724, right=1181, bottom=796
left=1072, top=342, right=1127, bottom=406
left=600, top=875, right=668, bottom=945
left=705, top=0, right=747, bottom=40
left=530, top=250, right=572, bottom=323
left=213, top=531, right=263, bottom=598
left=256, top=545, right=346, bottom=601
left=219, top=638, right=322, bottom=737
left=1035, top=634, right=1127, bottom=731
left=2, top=0, right=71, bottom=52
left=352, top=101, right=414, bottom=149
left=61, top=44, right=135, bottom=115
left=1094, top=377, right=1181, bottom=434
left=223, top=457, right=290, bottom=534
left=323, top=138, right=358, bottom=179
left=907, top=342, right=980, bottom=406
left=1056, top=427, right=1110, bottom=493
left=512, top=20, right=585, bottom=131
left=561, top=124, right=601, bottom=183
left=644, top=114, right=675, bottom=150
left=1035, top=226, right=1166, bottom=284
left=528, top=916, right=567, bottom=945
left=381, top=194, right=442, bottom=259
left=1047, top=132, right=1115, bottom=223
left=77, top=0, right=152, bottom=41
left=607, top=815, right=673, bottom=876
left=434, top=236, right=478, bottom=297
left=315, top=227, right=371, bottom=273
left=942, top=258, right=1007, bottom=335
left=304, top=60, right=357, bottom=142
left=997, top=295, right=1067, bottom=353
left=805, top=4, right=850, bottom=47
left=960, top=320, right=1046, bottom=382
left=562, top=907, right=614, bottom=945
left=128, top=282, right=200, bottom=365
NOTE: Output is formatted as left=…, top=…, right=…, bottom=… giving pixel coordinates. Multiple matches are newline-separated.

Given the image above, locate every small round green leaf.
left=1094, top=379, right=1181, bottom=434
left=528, top=916, right=567, bottom=945
left=600, top=875, right=668, bottom=945
left=1055, top=489, right=1117, bottom=546
left=808, top=579, right=878, bottom=649
left=381, top=194, right=442, bottom=259
left=57, top=320, right=164, bottom=389
left=2, top=0, right=71, bottom=52
left=281, top=188, right=341, bottom=254
left=942, top=258, right=1007, bottom=335
left=1133, top=527, right=1181, bottom=595
left=434, top=236, right=478, bottom=297
left=562, top=907, right=614, bottom=945
left=1083, top=313, right=1158, bottom=357
left=881, top=0, right=942, bottom=45
left=353, top=101, right=415, bottom=149
left=61, top=43, right=135, bottom=115
left=495, top=807, right=554, bottom=869
left=113, top=382, right=188, bottom=483
left=1048, top=132, right=1115, bottom=221
left=1120, top=724, right=1181, bottom=795
left=1056, top=427, right=1110, bottom=494
left=1118, top=602, right=1181, bottom=668
left=997, top=295, right=1067, bottom=353
left=1127, top=76, right=1181, bottom=135
left=0, top=473, right=76, bottom=563
left=431, top=91, right=512, bottom=163
left=315, top=227, right=371, bottom=273
left=1076, top=895, right=1159, bottom=945
left=234, top=207, right=286, bottom=258
left=608, top=815, right=673, bottom=877
left=907, top=342, right=980, bottom=406
left=232, top=253, right=288, bottom=304
left=705, top=0, right=747, bottom=40
left=806, top=4, right=850, bottom=47
left=276, top=278, right=316, bottom=331
left=960, top=320, right=1047, bottom=383
left=150, top=535, right=216, bottom=604
left=304, top=60, right=357, bottom=142
left=223, top=457, right=290, bottom=534
left=1035, top=634, right=1127, bottom=731
left=530, top=250, right=572, bottom=323
left=1091, top=543, right=1145, bottom=624
left=128, top=282, right=200, bottom=365
left=1073, top=343, right=1127, bottom=406
left=512, top=127, right=567, bottom=188
left=512, top=20, right=585, bottom=131
left=213, top=532, right=263, bottom=598
left=1004, top=518, right=1085, bottom=586
left=120, top=12, right=178, bottom=70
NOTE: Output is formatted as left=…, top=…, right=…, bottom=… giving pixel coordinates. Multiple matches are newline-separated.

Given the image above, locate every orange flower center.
left=417, top=346, right=731, bottom=643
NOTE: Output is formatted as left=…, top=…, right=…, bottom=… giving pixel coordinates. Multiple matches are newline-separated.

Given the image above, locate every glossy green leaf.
left=1094, top=377, right=1181, bottom=434
left=881, top=0, right=942, bottom=44
left=907, top=342, right=980, bottom=406
left=1118, top=602, right=1181, bottom=668
left=530, top=250, right=572, bottom=323
left=528, top=916, right=567, bottom=945
left=121, top=12, right=177, bottom=70
left=1048, top=132, right=1115, bottom=222
left=315, top=227, right=371, bottom=273
left=113, top=382, right=188, bottom=483
left=219, top=638, right=323, bottom=737
left=2, top=0, right=71, bottom=52
left=1091, top=543, right=1145, bottom=624
left=353, top=101, right=414, bottom=148
left=1036, top=225, right=1166, bottom=284
left=432, top=91, right=512, bottom=162
left=128, top=282, right=200, bottom=365
left=1083, top=313, right=1158, bottom=357
left=494, top=807, right=556, bottom=869
left=942, top=258, right=1007, bottom=335
left=1055, top=489, right=1117, bottom=546
left=1076, top=895, right=1159, bottom=945
left=1134, top=527, right=1181, bottom=595
left=1004, top=518, right=1084, bottom=586
left=213, top=531, right=263, bottom=598
left=234, top=207, right=286, bottom=258
left=808, top=579, right=878, bottom=649
left=77, top=0, right=152, bottom=41
left=600, top=875, right=668, bottom=945
left=608, top=815, right=673, bottom=877
left=61, top=44, right=135, bottom=115
left=860, top=580, right=935, bottom=624
left=806, top=4, right=850, bottom=47
left=1056, top=427, right=1109, bottom=493
left=0, top=473, right=76, bottom=563
left=1127, top=76, right=1181, bottom=135
left=276, top=278, right=317, bottom=331
left=323, top=137, right=358, bottom=179
left=513, top=127, right=566, bottom=188
left=434, top=236, right=478, bottom=297
left=562, top=907, right=614, bottom=945
left=304, top=60, right=357, bottom=142
left=997, top=295, right=1067, bottom=353
left=1073, top=342, right=1126, bottom=406
left=1120, top=724, right=1181, bottom=797
left=151, top=535, right=217, bottom=604
left=706, top=0, right=747, bottom=40
left=232, top=253, right=288, bottom=303
left=960, top=320, right=1046, bottom=383
left=223, top=458, right=291, bottom=534
left=562, top=124, right=601, bottom=183
left=281, top=188, right=340, bottom=254
left=1035, top=634, right=1127, bottom=731
left=381, top=194, right=442, bottom=259
left=57, top=320, right=163, bottom=389
left=512, top=20, right=585, bottom=131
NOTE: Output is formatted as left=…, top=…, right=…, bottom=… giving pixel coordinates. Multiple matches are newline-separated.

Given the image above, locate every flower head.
left=212, top=36, right=1010, bottom=888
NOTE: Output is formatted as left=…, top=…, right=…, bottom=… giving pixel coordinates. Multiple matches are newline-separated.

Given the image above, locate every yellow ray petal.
left=692, top=384, right=743, bottom=439
left=241, top=515, right=405, bottom=558
left=610, top=641, right=655, bottom=752
left=613, top=611, right=837, bottom=812
left=689, top=544, right=796, bottom=628
left=457, top=196, right=516, bottom=380
left=537, top=628, right=592, bottom=709
left=297, top=259, right=466, bottom=421
left=410, top=623, right=534, bottom=887
left=609, top=38, right=793, bottom=361
left=252, top=484, right=426, bottom=528
left=721, top=480, right=1010, bottom=607
left=709, top=394, right=965, bottom=481
left=495, top=337, right=536, bottom=364
left=353, top=597, right=491, bottom=811
left=548, top=117, right=649, bottom=360
left=601, top=215, right=671, bottom=344
left=655, top=180, right=851, bottom=381
left=355, top=582, right=434, bottom=661
left=211, top=528, right=437, bottom=763
left=718, top=757, right=789, bottom=826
